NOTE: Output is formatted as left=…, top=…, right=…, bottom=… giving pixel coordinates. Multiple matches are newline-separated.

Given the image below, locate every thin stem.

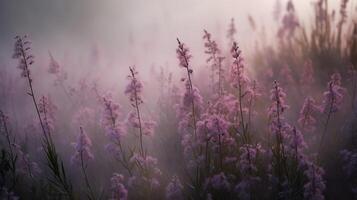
left=80, top=131, right=96, bottom=200
left=129, top=68, right=145, bottom=158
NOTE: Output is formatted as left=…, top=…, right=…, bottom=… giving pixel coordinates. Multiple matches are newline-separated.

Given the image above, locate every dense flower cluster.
left=13, top=35, right=34, bottom=78
left=322, top=73, right=346, bottom=114
left=71, top=127, right=94, bottom=165
left=110, top=173, right=128, bottom=200
left=298, top=97, right=321, bottom=133
left=38, top=95, right=57, bottom=135
left=165, top=176, right=184, bottom=200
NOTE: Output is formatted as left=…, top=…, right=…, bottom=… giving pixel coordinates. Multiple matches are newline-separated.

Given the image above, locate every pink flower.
left=13, top=35, right=34, bottom=78
left=48, top=52, right=68, bottom=85
left=298, top=97, right=321, bottom=132
left=207, top=172, right=231, bottom=191
left=101, top=94, right=126, bottom=142
left=322, top=73, right=346, bottom=114
left=166, top=176, right=184, bottom=200
left=110, top=173, right=128, bottom=200
left=230, top=42, right=249, bottom=89
left=267, top=81, right=290, bottom=138
left=38, top=95, right=57, bottom=135
left=203, top=30, right=225, bottom=93
left=125, top=66, right=143, bottom=106
left=176, top=39, right=192, bottom=69
left=143, top=120, right=156, bottom=136
left=238, top=144, right=263, bottom=175
left=71, top=127, right=94, bottom=165
left=12, top=143, right=41, bottom=178
left=303, top=163, right=325, bottom=200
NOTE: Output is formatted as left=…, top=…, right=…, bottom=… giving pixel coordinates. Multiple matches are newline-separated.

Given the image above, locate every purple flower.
left=203, top=30, right=225, bottom=94
left=238, top=144, right=263, bottom=175
left=48, top=52, right=68, bottom=85
left=143, top=120, right=156, bottom=137
left=12, top=143, right=41, bottom=178
left=176, top=39, right=192, bottom=69
left=298, top=97, right=321, bottom=132
left=340, top=149, right=357, bottom=177
left=267, top=81, right=290, bottom=138
left=101, top=93, right=126, bottom=142
left=207, top=172, right=231, bottom=191
left=71, top=127, right=94, bottom=165
left=13, top=35, right=34, bottom=78
left=322, top=73, right=346, bottom=114
left=303, top=163, right=325, bottom=200
left=110, top=173, right=128, bottom=200
left=165, top=176, right=184, bottom=200
left=125, top=66, right=143, bottom=106
left=230, top=42, right=249, bottom=89
left=38, top=95, right=57, bottom=135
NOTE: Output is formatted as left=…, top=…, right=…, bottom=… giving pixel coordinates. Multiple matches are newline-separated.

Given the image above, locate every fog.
left=0, top=0, right=338, bottom=72
left=1, top=0, right=357, bottom=199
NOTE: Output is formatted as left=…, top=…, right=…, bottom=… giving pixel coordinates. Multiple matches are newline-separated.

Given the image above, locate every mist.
left=1, top=0, right=357, bottom=199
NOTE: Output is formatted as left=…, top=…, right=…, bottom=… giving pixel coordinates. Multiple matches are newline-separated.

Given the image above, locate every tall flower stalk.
left=268, top=81, right=289, bottom=183
left=176, top=38, right=197, bottom=139
left=12, top=35, right=73, bottom=199
left=231, top=41, right=250, bottom=143
left=101, top=94, right=132, bottom=175
left=319, top=73, right=345, bottom=154
left=203, top=30, right=225, bottom=96
left=71, top=127, right=95, bottom=200
left=125, top=66, right=145, bottom=157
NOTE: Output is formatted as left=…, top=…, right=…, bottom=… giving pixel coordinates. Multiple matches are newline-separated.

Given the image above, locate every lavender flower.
left=176, top=39, right=192, bottom=69
left=238, top=144, right=263, bottom=175
left=267, top=81, right=290, bottom=139
left=13, top=143, right=41, bottom=178
left=298, top=97, right=321, bottom=132
left=71, top=127, right=94, bottom=165
left=125, top=66, right=143, bottom=106
left=340, top=149, right=357, bottom=177
left=110, top=173, right=128, bottom=200
left=165, top=176, right=184, bottom=200
left=101, top=94, right=126, bottom=142
left=206, top=172, right=231, bottom=191
left=48, top=52, right=68, bottom=85
left=286, top=127, right=307, bottom=163
left=203, top=30, right=224, bottom=94
left=13, top=35, right=34, bottom=78
left=230, top=42, right=249, bottom=89
left=340, top=149, right=357, bottom=198
left=321, top=73, right=345, bottom=114
left=38, top=95, right=57, bottom=136
left=303, top=163, right=325, bottom=200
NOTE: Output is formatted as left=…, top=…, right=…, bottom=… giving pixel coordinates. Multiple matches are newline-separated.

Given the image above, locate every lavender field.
left=1, top=0, right=357, bottom=199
